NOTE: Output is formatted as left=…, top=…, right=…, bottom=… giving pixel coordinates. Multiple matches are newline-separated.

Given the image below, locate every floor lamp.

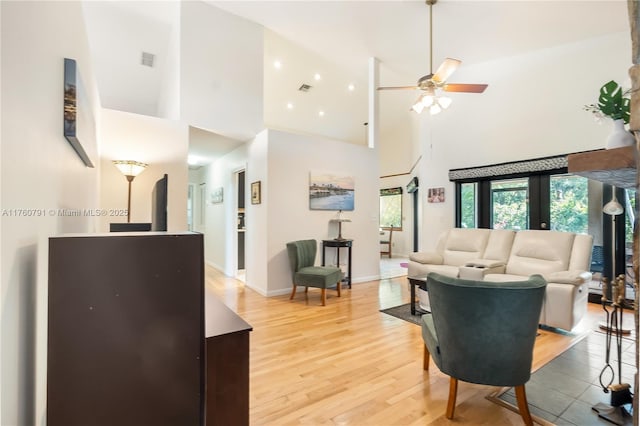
left=113, top=160, right=148, bottom=223
left=593, top=186, right=633, bottom=425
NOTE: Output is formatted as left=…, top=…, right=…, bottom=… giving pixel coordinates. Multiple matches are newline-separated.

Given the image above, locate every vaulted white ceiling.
left=83, top=0, right=629, bottom=164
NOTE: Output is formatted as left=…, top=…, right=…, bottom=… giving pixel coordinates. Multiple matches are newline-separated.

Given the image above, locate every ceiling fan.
left=377, top=0, right=488, bottom=115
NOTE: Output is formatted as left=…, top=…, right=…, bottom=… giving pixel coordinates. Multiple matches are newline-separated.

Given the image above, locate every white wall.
left=200, top=128, right=381, bottom=296
left=180, top=1, right=263, bottom=141
left=1, top=2, right=101, bottom=424
left=266, top=129, right=380, bottom=296
left=99, top=109, right=188, bottom=232
left=201, top=145, right=249, bottom=274
left=157, top=1, right=181, bottom=120
left=245, top=130, right=269, bottom=295
left=414, top=32, right=631, bottom=251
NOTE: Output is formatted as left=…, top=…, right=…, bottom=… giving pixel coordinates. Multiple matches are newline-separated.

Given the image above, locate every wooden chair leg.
left=305, top=286, right=309, bottom=293
left=336, top=281, right=341, bottom=297
left=446, top=377, right=458, bottom=419
left=423, top=344, right=430, bottom=371
left=289, top=284, right=297, bottom=300
left=321, top=288, right=326, bottom=306
left=515, top=385, right=533, bottom=426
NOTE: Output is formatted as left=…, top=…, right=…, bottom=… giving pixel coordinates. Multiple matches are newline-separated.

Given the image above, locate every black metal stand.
left=592, top=276, right=634, bottom=425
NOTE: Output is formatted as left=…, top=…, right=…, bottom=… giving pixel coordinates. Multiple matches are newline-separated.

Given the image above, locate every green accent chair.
left=286, top=240, right=343, bottom=306
left=421, top=272, right=546, bottom=425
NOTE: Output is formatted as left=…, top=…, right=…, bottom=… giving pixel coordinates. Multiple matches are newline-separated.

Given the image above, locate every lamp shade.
left=603, top=198, right=624, bottom=216
left=113, top=160, right=148, bottom=177
left=603, top=187, right=624, bottom=216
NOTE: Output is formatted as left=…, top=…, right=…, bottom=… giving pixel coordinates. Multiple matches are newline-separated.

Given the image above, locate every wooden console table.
left=321, top=239, right=353, bottom=288
left=205, top=292, right=252, bottom=425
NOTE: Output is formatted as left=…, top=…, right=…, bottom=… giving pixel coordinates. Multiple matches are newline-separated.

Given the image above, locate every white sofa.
left=408, top=228, right=593, bottom=331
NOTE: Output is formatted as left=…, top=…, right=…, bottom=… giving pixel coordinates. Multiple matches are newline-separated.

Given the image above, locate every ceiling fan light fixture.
left=429, top=103, right=442, bottom=115
left=439, top=96, right=452, bottom=109
left=421, top=95, right=435, bottom=107
left=412, top=99, right=426, bottom=113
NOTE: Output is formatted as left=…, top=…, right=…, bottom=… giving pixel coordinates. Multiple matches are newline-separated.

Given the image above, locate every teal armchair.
left=286, top=240, right=343, bottom=306
left=421, top=272, right=546, bottom=425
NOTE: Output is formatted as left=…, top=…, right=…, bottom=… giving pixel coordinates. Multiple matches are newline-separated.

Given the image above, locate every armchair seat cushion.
left=295, top=266, right=342, bottom=288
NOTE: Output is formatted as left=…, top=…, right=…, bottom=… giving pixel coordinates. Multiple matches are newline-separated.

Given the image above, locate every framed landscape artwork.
left=63, top=58, right=95, bottom=167
left=309, top=171, right=354, bottom=211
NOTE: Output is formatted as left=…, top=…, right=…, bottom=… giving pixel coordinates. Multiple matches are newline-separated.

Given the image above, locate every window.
left=380, top=187, right=402, bottom=229
left=491, top=178, right=529, bottom=230
left=550, top=174, right=588, bottom=234
left=460, top=182, right=477, bottom=228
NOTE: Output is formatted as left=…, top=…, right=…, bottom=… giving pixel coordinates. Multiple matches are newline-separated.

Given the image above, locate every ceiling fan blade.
left=431, top=58, right=461, bottom=84
left=377, top=86, right=419, bottom=91
left=443, top=83, right=488, bottom=93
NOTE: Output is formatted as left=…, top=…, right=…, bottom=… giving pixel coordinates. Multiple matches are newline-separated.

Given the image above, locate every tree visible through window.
left=380, top=187, right=402, bottom=229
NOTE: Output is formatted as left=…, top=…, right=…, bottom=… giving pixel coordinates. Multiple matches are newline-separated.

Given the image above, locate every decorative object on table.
left=63, top=58, right=95, bottom=167
left=112, top=160, right=148, bottom=223
left=210, top=187, right=223, bottom=204
left=377, top=0, right=487, bottom=115
left=330, top=210, right=351, bottom=241
left=584, top=80, right=634, bottom=149
left=309, top=171, right=354, bottom=211
left=427, top=187, right=444, bottom=203
left=592, top=275, right=634, bottom=425
left=251, top=181, right=261, bottom=204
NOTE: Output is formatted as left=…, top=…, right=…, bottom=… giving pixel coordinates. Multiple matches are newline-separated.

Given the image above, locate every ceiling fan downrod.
left=426, top=0, right=437, bottom=75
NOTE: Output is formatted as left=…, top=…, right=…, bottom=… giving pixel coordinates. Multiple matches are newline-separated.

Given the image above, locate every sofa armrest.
left=545, top=270, right=592, bottom=286
left=409, top=251, right=443, bottom=265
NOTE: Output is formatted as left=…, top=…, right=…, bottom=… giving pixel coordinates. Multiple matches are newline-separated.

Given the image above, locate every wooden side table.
left=321, top=239, right=353, bottom=288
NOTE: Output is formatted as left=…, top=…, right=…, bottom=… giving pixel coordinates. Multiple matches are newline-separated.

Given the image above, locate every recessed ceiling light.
left=348, top=83, right=355, bottom=91
left=314, top=73, right=321, bottom=81
left=274, top=60, right=282, bottom=69
left=287, top=102, right=293, bottom=109
left=318, top=110, right=325, bottom=117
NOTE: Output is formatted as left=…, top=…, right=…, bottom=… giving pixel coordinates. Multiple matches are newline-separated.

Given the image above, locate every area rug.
left=488, top=331, right=636, bottom=425
left=380, top=303, right=422, bottom=326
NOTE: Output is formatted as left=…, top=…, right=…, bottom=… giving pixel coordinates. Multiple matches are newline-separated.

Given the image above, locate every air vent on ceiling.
left=141, top=52, right=155, bottom=67
left=298, top=84, right=312, bottom=92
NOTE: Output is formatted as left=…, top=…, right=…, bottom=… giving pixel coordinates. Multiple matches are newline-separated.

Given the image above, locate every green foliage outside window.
left=380, top=187, right=402, bottom=229
left=550, top=175, right=588, bottom=233
left=460, top=183, right=476, bottom=228
left=491, top=179, right=528, bottom=230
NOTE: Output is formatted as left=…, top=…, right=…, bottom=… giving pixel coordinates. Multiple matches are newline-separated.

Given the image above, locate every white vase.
left=606, top=119, right=635, bottom=149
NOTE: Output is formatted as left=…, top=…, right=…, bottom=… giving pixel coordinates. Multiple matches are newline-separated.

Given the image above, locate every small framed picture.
left=251, top=181, right=261, bottom=204
left=428, top=187, right=445, bottom=203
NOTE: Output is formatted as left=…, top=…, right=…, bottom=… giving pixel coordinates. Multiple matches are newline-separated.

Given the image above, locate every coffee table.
left=407, top=276, right=429, bottom=316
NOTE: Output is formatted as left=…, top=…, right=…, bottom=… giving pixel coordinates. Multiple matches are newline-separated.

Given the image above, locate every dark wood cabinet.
left=204, top=293, right=252, bottom=426
left=48, top=232, right=205, bottom=426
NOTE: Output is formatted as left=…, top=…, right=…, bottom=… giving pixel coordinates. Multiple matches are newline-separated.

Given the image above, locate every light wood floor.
left=205, top=266, right=609, bottom=425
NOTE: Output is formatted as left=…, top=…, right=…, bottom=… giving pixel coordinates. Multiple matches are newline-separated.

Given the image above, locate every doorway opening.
left=236, top=169, right=246, bottom=282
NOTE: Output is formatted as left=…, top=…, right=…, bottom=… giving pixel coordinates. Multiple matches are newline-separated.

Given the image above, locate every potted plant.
left=584, top=80, right=634, bottom=149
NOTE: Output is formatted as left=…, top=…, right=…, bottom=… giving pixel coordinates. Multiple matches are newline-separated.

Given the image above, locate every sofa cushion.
left=569, top=234, right=594, bottom=271
left=484, top=273, right=528, bottom=282
left=482, top=229, right=516, bottom=262
left=442, top=228, right=491, bottom=266
left=506, top=230, right=576, bottom=276
left=409, top=251, right=443, bottom=264
left=408, top=262, right=459, bottom=279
